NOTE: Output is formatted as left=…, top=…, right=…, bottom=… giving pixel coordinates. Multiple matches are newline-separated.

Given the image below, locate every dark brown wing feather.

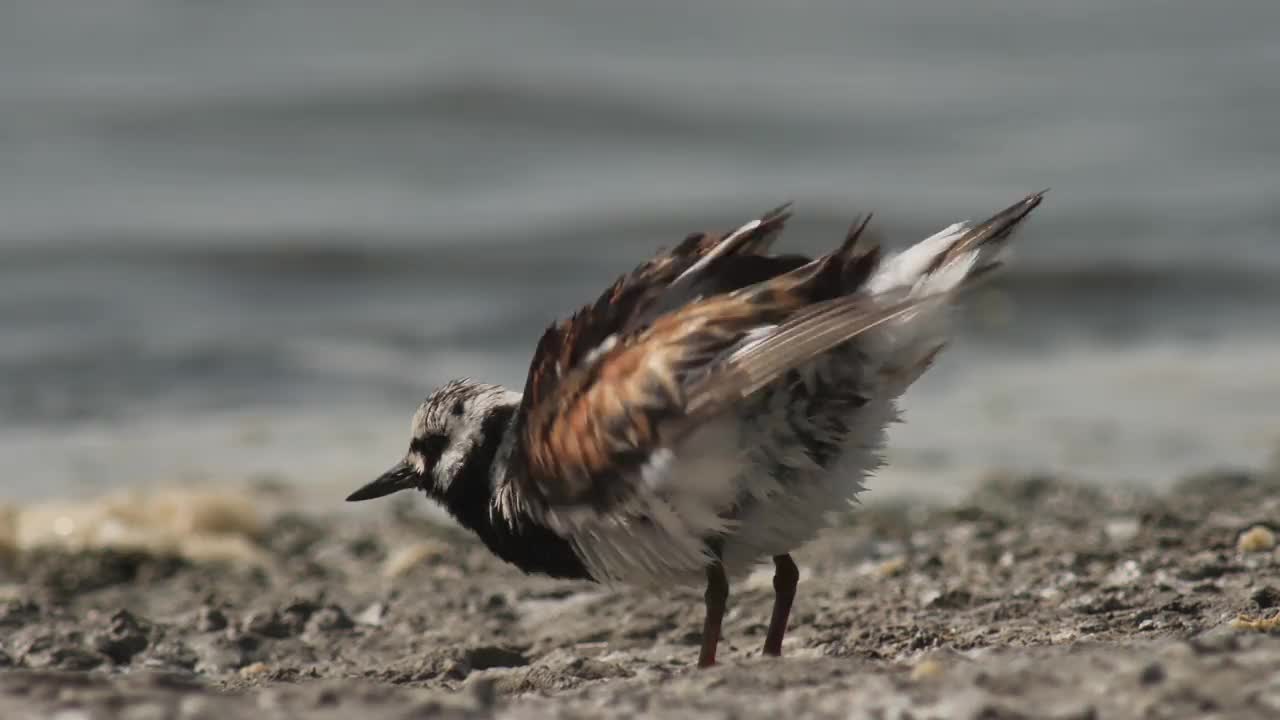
left=516, top=205, right=803, bottom=425
left=516, top=259, right=823, bottom=508
left=512, top=216, right=887, bottom=511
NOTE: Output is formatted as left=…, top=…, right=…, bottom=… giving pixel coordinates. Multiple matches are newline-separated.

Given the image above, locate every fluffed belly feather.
left=554, top=351, right=893, bottom=588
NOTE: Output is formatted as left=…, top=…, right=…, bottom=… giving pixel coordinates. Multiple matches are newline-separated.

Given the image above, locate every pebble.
left=238, top=662, right=271, bottom=680
left=1238, top=525, right=1277, bottom=553
left=1138, top=662, right=1167, bottom=685
left=910, top=658, right=944, bottom=681
left=355, top=602, right=386, bottom=627
left=92, top=609, right=151, bottom=664
left=464, top=646, right=530, bottom=670
left=244, top=611, right=294, bottom=639
left=875, top=557, right=907, bottom=578
left=382, top=541, right=450, bottom=579
left=1251, top=585, right=1280, bottom=610
left=305, top=604, right=355, bottom=633
left=1229, top=611, right=1280, bottom=633
left=1105, top=518, right=1141, bottom=544
left=196, top=607, right=228, bottom=633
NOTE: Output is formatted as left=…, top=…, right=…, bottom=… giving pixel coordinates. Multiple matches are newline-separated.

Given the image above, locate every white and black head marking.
left=345, top=378, right=518, bottom=502
left=346, top=378, right=591, bottom=580
left=406, top=378, right=506, bottom=490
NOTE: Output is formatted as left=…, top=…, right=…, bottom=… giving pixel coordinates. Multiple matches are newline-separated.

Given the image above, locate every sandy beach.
left=2, top=464, right=1278, bottom=719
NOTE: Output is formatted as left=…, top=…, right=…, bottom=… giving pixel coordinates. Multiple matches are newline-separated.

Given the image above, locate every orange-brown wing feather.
left=509, top=204, right=898, bottom=512
left=515, top=271, right=818, bottom=509
left=517, top=205, right=799, bottom=423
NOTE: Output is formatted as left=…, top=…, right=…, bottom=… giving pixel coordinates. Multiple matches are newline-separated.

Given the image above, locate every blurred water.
left=2, top=1, right=1278, bottom=502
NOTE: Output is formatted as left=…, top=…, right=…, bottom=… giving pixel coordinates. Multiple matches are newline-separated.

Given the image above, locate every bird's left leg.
left=762, top=553, right=798, bottom=656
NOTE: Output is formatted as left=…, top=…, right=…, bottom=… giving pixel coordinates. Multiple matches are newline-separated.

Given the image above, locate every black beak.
left=346, top=460, right=418, bottom=502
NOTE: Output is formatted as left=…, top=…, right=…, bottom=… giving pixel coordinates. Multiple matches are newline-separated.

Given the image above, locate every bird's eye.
left=411, top=434, right=448, bottom=458
left=451, top=398, right=466, bottom=417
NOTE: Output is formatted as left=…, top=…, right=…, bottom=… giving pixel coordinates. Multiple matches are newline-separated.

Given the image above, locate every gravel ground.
left=2, top=468, right=1280, bottom=719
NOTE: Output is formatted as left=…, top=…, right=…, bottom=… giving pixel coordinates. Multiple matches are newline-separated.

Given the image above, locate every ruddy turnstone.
left=347, top=191, right=1045, bottom=667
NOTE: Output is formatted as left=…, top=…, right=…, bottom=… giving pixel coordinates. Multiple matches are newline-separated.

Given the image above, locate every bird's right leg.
left=698, top=541, right=730, bottom=668
left=762, top=553, right=799, bottom=656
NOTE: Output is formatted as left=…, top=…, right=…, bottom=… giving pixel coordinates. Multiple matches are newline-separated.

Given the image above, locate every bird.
left=346, top=191, right=1045, bottom=667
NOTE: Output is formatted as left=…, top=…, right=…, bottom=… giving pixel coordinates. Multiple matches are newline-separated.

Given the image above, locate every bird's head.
left=346, top=378, right=518, bottom=502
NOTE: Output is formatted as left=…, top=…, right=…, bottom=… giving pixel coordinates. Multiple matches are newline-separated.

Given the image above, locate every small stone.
left=911, top=658, right=944, bottom=680
left=464, top=645, right=529, bottom=670
left=1138, top=662, right=1166, bottom=685
left=239, top=662, right=270, bottom=679
left=0, top=600, right=39, bottom=627
left=1251, top=585, right=1280, bottom=610
left=196, top=607, right=228, bottom=632
left=355, top=603, right=385, bottom=627
left=1238, top=525, right=1277, bottom=553
left=305, top=605, right=354, bottom=633
left=935, top=589, right=973, bottom=609
left=1229, top=610, right=1280, bottom=633
left=876, top=557, right=907, bottom=578
left=245, top=610, right=294, bottom=639
left=282, top=600, right=320, bottom=630
left=345, top=534, right=382, bottom=559
left=93, top=609, right=150, bottom=664
left=1104, top=560, right=1142, bottom=587
left=382, top=541, right=450, bottom=579
left=1104, top=518, right=1140, bottom=544
left=144, top=650, right=198, bottom=673
left=1160, top=598, right=1205, bottom=615
left=230, top=632, right=261, bottom=654
left=1071, top=593, right=1130, bottom=615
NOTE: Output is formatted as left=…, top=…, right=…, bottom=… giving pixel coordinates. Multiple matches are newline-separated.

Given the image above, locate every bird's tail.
left=862, top=190, right=1047, bottom=391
